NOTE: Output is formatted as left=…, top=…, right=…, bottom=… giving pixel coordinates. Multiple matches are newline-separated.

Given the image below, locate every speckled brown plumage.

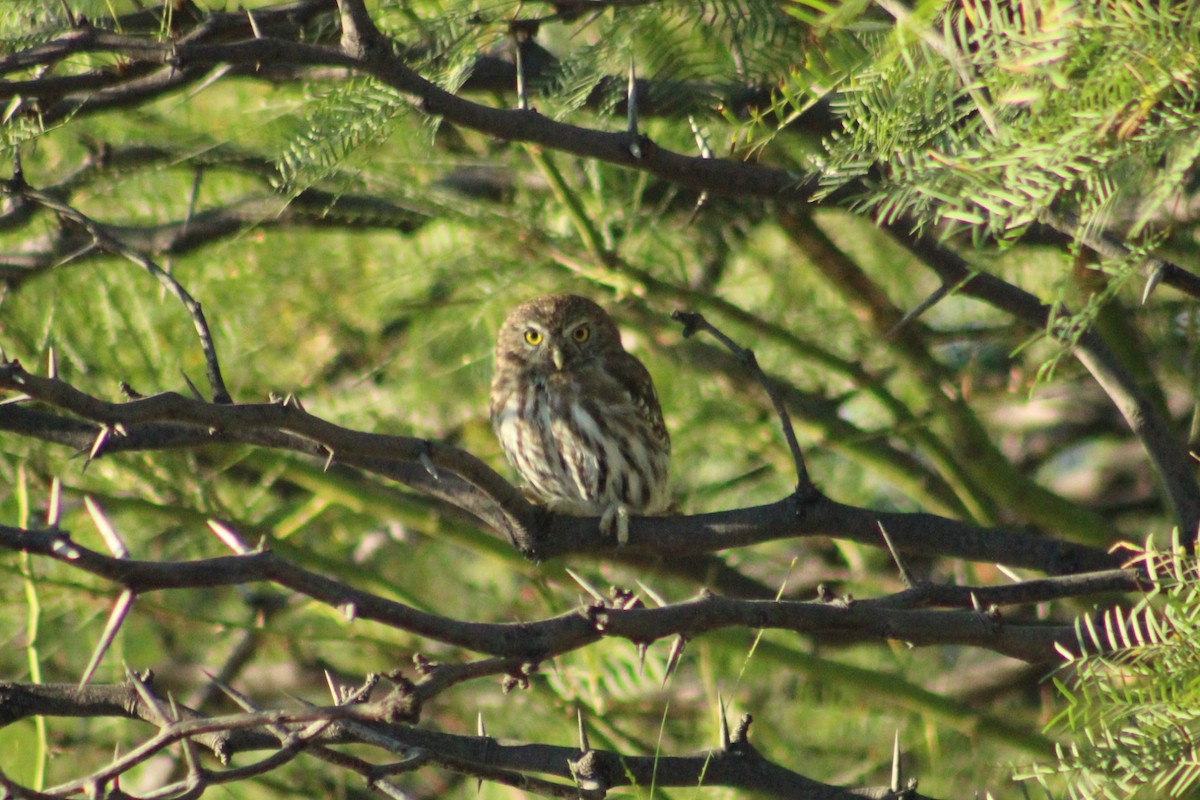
left=490, top=295, right=671, bottom=532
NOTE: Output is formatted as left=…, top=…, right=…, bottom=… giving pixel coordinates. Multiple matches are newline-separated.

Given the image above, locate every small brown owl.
left=490, top=294, right=671, bottom=540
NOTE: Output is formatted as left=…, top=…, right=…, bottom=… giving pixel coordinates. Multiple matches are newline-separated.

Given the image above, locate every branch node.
left=732, top=713, right=753, bottom=745
left=338, top=0, right=386, bottom=59
left=567, top=750, right=609, bottom=798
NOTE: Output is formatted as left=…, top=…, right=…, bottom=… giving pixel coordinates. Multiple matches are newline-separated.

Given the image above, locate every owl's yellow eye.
left=524, top=329, right=543, bottom=346
left=571, top=324, right=590, bottom=343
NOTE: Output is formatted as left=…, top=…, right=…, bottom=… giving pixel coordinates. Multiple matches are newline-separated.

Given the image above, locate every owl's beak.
left=550, top=345, right=564, bottom=371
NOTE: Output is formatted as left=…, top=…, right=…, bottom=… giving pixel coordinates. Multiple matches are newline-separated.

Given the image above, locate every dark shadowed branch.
left=0, top=359, right=1122, bottom=574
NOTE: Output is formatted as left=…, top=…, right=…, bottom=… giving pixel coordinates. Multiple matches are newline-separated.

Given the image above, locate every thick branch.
left=0, top=523, right=1118, bottom=662
left=0, top=363, right=1121, bottom=574
left=0, top=679, right=941, bottom=799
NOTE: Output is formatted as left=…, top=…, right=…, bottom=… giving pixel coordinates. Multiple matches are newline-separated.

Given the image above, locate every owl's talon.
left=600, top=505, right=631, bottom=545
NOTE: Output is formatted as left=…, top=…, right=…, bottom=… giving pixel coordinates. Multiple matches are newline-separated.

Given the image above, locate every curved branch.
left=0, top=678, right=947, bottom=799
left=0, top=522, right=1121, bottom=663
left=0, top=362, right=1122, bottom=574
left=895, top=228, right=1200, bottom=541
left=1, top=192, right=429, bottom=288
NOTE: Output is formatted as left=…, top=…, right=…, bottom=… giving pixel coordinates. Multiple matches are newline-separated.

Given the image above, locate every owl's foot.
left=600, top=504, right=631, bottom=545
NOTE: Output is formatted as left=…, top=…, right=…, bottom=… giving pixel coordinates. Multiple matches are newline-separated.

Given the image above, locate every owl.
left=490, top=294, right=671, bottom=541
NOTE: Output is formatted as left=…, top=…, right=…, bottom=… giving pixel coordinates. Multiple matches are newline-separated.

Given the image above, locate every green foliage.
left=278, top=79, right=412, bottom=193
left=2, top=0, right=1199, bottom=796
left=1023, top=541, right=1200, bottom=799
left=792, top=0, right=1200, bottom=243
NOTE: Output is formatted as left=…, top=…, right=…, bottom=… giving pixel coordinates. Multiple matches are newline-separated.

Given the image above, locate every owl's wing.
left=609, top=352, right=670, bottom=452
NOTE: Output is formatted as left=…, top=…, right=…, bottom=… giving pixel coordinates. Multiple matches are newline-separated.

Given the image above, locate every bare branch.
left=672, top=309, right=812, bottom=493
left=0, top=679, right=955, bottom=799
left=0, top=362, right=1122, bottom=574
left=0, top=521, right=1126, bottom=663
left=0, top=182, right=233, bottom=404
left=895, top=227, right=1200, bottom=540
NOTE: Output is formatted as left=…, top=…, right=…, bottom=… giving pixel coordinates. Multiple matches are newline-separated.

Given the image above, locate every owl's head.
left=496, top=294, right=624, bottom=372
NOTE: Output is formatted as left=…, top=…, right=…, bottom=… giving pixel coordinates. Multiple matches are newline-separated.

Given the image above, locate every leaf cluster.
left=1025, top=541, right=1200, bottom=799
left=792, top=0, right=1200, bottom=246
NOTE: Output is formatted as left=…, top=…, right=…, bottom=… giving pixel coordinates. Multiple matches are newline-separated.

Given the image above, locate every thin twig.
left=0, top=181, right=232, bottom=404
left=671, top=310, right=812, bottom=493
left=1042, top=208, right=1200, bottom=300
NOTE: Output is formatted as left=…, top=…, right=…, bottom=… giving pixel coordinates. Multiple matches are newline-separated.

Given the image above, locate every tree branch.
left=894, top=227, right=1200, bottom=540
left=0, top=361, right=1122, bottom=574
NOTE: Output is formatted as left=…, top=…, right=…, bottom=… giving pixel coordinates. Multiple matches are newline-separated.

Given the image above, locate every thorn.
left=565, top=567, right=606, bottom=604
left=878, top=522, right=914, bottom=588
left=891, top=729, right=902, bottom=791
left=86, top=425, right=111, bottom=466
left=885, top=283, right=950, bottom=339
left=282, top=392, right=306, bottom=411
left=246, top=7, right=264, bottom=38
left=634, top=579, right=667, bottom=608
left=514, top=34, right=528, bottom=110
left=46, top=476, right=61, bottom=528
left=79, top=589, right=135, bottom=688
left=636, top=641, right=648, bottom=675
left=662, top=636, right=686, bottom=686
left=970, top=591, right=983, bottom=612
left=324, top=448, right=335, bottom=473
left=125, top=665, right=170, bottom=724
left=324, top=670, right=343, bottom=704
left=995, top=563, right=1022, bottom=582
left=347, top=672, right=379, bottom=703
left=58, top=0, right=77, bottom=27
left=342, top=602, right=358, bottom=621
left=204, top=670, right=261, bottom=712
left=46, top=345, right=57, bottom=379
left=207, top=519, right=250, bottom=554
left=476, top=712, right=488, bottom=794
left=178, top=714, right=201, bottom=777
left=182, top=170, right=202, bottom=240
left=1142, top=264, right=1165, bottom=304
left=419, top=441, right=440, bottom=480
left=180, top=370, right=203, bottom=400
left=717, top=692, right=730, bottom=750
left=733, top=712, right=753, bottom=743
left=688, top=115, right=713, bottom=158
left=626, top=57, right=639, bottom=135
left=85, top=496, right=129, bottom=559
left=687, top=191, right=709, bottom=226
left=577, top=707, right=590, bottom=753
